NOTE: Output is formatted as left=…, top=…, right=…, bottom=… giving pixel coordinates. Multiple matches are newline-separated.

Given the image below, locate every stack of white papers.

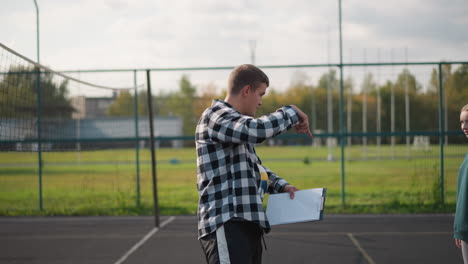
left=266, top=188, right=326, bottom=225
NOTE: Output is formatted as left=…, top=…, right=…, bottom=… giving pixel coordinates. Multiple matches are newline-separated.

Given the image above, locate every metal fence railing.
left=1, top=42, right=467, bottom=215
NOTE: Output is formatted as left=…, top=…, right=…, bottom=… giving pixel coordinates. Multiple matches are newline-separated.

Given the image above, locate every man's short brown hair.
left=227, top=64, right=269, bottom=95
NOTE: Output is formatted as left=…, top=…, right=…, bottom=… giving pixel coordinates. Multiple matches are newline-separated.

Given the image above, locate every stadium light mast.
left=338, top=0, right=346, bottom=206
left=327, top=24, right=334, bottom=162
left=249, top=40, right=256, bottom=65
left=34, top=0, right=40, bottom=64
left=33, top=0, right=44, bottom=211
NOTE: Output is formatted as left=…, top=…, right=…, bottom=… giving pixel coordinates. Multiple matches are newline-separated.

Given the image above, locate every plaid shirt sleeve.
left=196, top=100, right=300, bottom=239
left=263, top=162, right=289, bottom=194
left=201, top=100, right=299, bottom=145
left=252, top=147, right=289, bottom=194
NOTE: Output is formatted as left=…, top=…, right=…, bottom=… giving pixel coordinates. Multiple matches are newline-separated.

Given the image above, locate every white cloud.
left=1, top=0, right=467, bottom=92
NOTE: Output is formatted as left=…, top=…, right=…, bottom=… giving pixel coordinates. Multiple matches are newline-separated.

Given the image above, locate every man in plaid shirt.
left=196, top=64, right=312, bottom=264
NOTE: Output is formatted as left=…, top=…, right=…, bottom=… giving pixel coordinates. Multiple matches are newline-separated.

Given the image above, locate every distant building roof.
left=71, top=96, right=117, bottom=119
left=0, top=117, right=182, bottom=141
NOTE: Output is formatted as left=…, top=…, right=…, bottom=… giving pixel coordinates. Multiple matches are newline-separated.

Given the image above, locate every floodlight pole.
left=338, top=0, right=346, bottom=206
left=34, top=0, right=40, bottom=64
left=249, top=40, right=256, bottom=65
left=33, top=0, right=43, bottom=211
left=146, top=70, right=160, bottom=228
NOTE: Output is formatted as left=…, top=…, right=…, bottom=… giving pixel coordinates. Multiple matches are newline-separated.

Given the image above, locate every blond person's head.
left=460, top=104, right=468, bottom=138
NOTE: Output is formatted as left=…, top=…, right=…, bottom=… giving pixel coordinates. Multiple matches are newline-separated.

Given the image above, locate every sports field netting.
left=0, top=43, right=152, bottom=214
left=1, top=42, right=468, bottom=215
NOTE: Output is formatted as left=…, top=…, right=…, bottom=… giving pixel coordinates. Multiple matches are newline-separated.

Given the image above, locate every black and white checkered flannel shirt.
left=196, top=99, right=300, bottom=239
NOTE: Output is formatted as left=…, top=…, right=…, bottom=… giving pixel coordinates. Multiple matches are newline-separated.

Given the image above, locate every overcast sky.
left=1, top=0, right=467, bottom=93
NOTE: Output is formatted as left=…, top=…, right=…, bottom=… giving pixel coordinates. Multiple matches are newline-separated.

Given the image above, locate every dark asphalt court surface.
left=0, top=214, right=461, bottom=264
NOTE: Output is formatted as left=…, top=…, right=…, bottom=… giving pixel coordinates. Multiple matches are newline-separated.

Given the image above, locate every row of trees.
left=0, top=66, right=73, bottom=119
left=1, top=65, right=467, bottom=141
left=108, top=64, right=468, bottom=139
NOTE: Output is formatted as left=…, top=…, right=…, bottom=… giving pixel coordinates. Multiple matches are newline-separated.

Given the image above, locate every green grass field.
left=0, top=145, right=464, bottom=216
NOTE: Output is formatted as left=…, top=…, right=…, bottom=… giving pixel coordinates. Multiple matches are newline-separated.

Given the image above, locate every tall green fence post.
left=146, top=70, right=160, bottom=228
left=438, top=63, right=445, bottom=204
left=36, top=66, right=43, bottom=211
left=134, top=70, right=141, bottom=207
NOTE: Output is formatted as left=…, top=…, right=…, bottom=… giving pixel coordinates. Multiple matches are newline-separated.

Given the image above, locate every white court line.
left=271, top=231, right=451, bottom=237
left=347, top=233, right=376, bottom=264
left=113, top=216, right=176, bottom=264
